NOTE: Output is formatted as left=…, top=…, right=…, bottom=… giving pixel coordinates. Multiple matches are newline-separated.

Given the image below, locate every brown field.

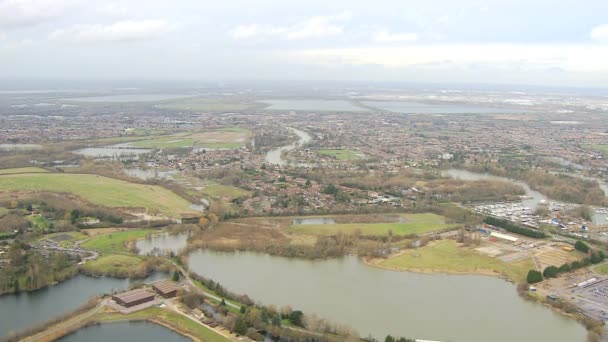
left=533, top=245, right=585, bottom=269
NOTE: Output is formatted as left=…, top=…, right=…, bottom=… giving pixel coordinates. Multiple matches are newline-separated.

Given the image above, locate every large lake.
left=0, top=273, right=167, bottom=337
left=136, top=232, right=190, bottom=256
left=58, top=321, right=190, bottom=342
left=364, top=101, right=522, bottom=114
left=260, top=99, right=368, bottom=112
left=187, top=250, right=587, bottom=342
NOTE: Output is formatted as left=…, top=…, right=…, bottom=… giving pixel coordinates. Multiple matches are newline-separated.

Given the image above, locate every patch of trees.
left=575, top=240, right=590, bottom=253
left=536, top=250, right=605, bottom=282
left=527, top=270, right=543, bottom=284
left=484, top=217, right=546, bottom=239
left=385, top=336, right=415, bottom=342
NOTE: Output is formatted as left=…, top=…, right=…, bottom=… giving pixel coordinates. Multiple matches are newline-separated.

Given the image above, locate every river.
left=57, top=321, right=190, bottom=342
left=187, top=250, right=587, bottom=342
left=265, top=127, right=312, bottom=166
left=0, top=273, right=167, bottom=337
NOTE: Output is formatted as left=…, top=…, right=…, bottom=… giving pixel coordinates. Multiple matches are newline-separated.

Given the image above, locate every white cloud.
left=373, top=30, right=418, bottom=43
left=289, top=44, right=608, bottom=73
left=49, top=19, right=175, bottom=43
left=229, top=11, right=351, bottom=41
left=591, top=24, right=608, bottom=42
left=0, top=0, right=79, bottom=29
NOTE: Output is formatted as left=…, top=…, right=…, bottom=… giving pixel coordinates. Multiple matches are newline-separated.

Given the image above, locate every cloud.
left=229, top=11, right=351, bottom=41
left=0, top=0, right=79, bottom=29
left=373, top=30, right=418, bottom=43
left=49, top=19, right=175, bottom=43
left=591, top=24, right=608, bottom=42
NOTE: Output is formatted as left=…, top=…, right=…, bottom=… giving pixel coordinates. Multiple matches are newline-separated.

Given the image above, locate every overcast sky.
left=1, top=0, right=608, bottom=87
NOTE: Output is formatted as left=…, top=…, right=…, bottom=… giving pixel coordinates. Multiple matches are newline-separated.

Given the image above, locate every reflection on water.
left=265, top=128, right=312, bottom=166
left=58, top=321, right=189, bottom=342
left=188, top=250, right=586, bottom=342
left=364, top=101, right=522, bottom=114
left=136, top=232, right=190, bottom=256
left=293, top=218, right=336, bottom=225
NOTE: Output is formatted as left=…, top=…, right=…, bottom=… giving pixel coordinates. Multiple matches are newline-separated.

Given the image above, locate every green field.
left=317, top=149, right=361, bottom=161
left=287, top=213, right=451, bottom=236
left=130, top=136, right=195, bottom=148
left=594, top=263, right=608, bottom=275
left=587, top=144, right=608, bottom=153
left=0, top=173, right=196, bottom=217
left=0, top=207, right=8, bottom=218
left=96, top=307, right=230, bottom=342
left=376, top=240, right=532, bottom=282
left=28, top=215, right=51, bottom=231
left=0, top=167, right=49, bottom=175
left=82, top=254, right=144, bottom=274
left=80, top=229, right=154, bottom=254
left=202, top=184, right=251, bottom=199
left=127, top=129, right=250, bottom=150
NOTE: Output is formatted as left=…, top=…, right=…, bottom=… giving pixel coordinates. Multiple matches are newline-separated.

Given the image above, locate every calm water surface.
left=0, top=273, right=167, bottom=337
left=364, top=101, right=522, bottom=114
left=187, top=250, right=587, bottom=342
left=265, top=128, right=312, bottom=165
left=58, top=321, right=190, bottom=342
left=61, top=94, right=196, bottom=103
left=136, top=232, right=190, bottom=256
left=260, top=99, right=368, bottom=112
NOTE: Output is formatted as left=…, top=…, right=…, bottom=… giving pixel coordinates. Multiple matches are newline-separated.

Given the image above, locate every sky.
left=1, top=0, right=608, bottom=87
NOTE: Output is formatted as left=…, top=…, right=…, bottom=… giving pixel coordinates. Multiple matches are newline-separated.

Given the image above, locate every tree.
left=234, top=317, right=248, bottom=335
left=172, top=271, right=180, bottom=282
left=527, top=270, right=543, bottom=284
left=385, top=335, right=395, bottom=342
left=221, top=298, right=226, bottom=306
left=240, top=305, right=247, bottom=314
left=543, top=266, right=559, bottom=278
left=574, top=240, right=589, bottom=253
left=322, top=184, right=339, bottom=195
left=558, top=263, right=571, bottom=273
left=289, top=310, right=304, bottom=327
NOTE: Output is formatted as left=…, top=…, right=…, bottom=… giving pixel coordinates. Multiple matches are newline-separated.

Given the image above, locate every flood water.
left=75, top=146, right=152, bottom=161
left=58, top=321, right=190, bottom=342
left=364, top=101, right=522, bottom=114
left=187, top=250, right=587, bottom=342
left=136, top=232, right=190, bottom=256
left=0, top=273, right=168, bottom=337
left=260, top=99, right=368, bottom=112
left=0, top=143, right=43, bottom=151
left=265, top=127, right=312, bottom=166
left=292, top=217, right=336, bottom=225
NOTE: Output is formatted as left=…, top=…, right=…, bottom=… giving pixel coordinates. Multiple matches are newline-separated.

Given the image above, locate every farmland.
left=317, top=149, right=361, bottom=161
left=128, top=129, right=251, bottom=149
left=0, top=173, right=196, bottom=217
left=371, top=239, right=533, bottom=282
left=201, top=183, right=251, bottom=200
left=287, top=213, right=453, bottom=236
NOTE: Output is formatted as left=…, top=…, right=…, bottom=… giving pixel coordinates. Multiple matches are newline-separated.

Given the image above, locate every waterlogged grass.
left=96, top=307, right=230, bottom=342
left=288, top=213, right=452, bottom=236
left=317, top=149, right=360, bottom=161
left=80, top=229, right=154, bottom=254
left=82, top=254, right=144, bottom=275
left=0, top=173, right=195, bottom=217
left=131, top=137, right=196, bottom=148
left=0, top=167, right=49, bottom=175
left=376, top=240, right=532, bottom=282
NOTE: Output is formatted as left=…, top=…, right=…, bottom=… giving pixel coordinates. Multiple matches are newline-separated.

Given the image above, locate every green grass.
left=28, top=215, right=51, bottom=231
left=198, top=142, right=243, bottom=149
left=287, top=213, right=452, bottom=236
left=80, top=229, right=153, bottom=254
left=586, top=144, right=608, bottom=153
left=0, top=167, right=49, bottom=175
left=202, top=184, right=250, bottom=200
left=0, top=207, right=8, bottom=218
left=594, top=263, right=608, bottom=275
left=317, top=149, right=360, bottom=161
left=131, top=137, right=196, bottom=148
left=218, top=127, right=249, bottom=133
left=82, top=254, right=144, bottom=274
left=96, top=307, right=230, bottom=342
left=377, top=239, right=532, bottom=282
left=0, top=173, right=196, bottom=217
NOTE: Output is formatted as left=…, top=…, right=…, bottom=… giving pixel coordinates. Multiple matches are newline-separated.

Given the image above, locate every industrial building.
left=112, top=288, right=155, bottom=308
left=153, top=280, right=180, bottom=298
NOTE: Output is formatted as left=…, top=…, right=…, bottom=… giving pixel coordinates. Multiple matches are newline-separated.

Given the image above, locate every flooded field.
left=364, top=101, right=523, bottom=114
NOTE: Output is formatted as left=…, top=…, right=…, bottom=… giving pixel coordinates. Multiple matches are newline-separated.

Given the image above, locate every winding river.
left=188, top=250, right=587, bottom=342
left=265, top=128, right=312, bottom=166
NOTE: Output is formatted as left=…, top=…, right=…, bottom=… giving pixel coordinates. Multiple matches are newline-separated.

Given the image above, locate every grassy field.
left=0, top=173, right=196, bottom=217
left=0, top=207, right=8, bottom=218
left=586, top=144, right=608, bottom=153
left=82, top=254, right=144, bottom=274
left=375, top=240, right=532, bottom=282
left=80, top=229, right=154, bottom=254
left=202, top=183, right=250, bottom=200
left=594, top=263, right=608, bottom=275
left=128, top=129, right=251, bottom=150
left=96, top=307, right=230, bottom=342
left=287, top=213, right=452, bottom=236
left=28, top=215, right=51, bottom=231
left=317, top=149, right=360, bottom=161
left=0, top=167, right=49, bottom=175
